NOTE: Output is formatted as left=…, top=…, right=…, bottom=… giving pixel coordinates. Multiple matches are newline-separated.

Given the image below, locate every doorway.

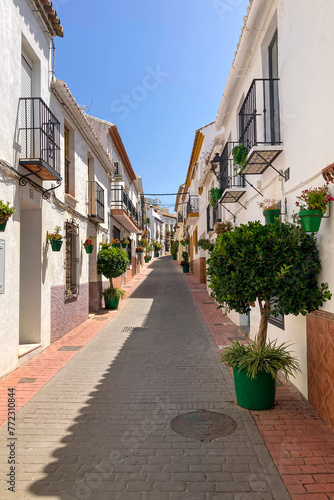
left=19, top=198, right=42, bottom=354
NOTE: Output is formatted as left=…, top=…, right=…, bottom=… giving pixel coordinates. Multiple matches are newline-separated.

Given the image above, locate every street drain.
left=19, top=378, right=37, bottom=383
left=58, top=346, right=82, bottom=351
left=170, top=410, right=237, bottom=442
left=202, top=301, right=214, bottom=305
left=122, top=327, right=149, bottom=333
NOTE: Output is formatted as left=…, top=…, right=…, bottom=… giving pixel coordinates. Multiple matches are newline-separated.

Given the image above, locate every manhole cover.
left=202, top=301, right=214, bottom=305
left=122, top=327, right=149, bottom=333
left=19, top=378, right=37, bottom=383
left=170, top=410, right=237, bottom=442
left=58, top=346, right=82, bottom=351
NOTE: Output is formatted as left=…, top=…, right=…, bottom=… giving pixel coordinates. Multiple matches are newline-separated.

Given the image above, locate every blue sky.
left=54, top=0, right=249, bottom=211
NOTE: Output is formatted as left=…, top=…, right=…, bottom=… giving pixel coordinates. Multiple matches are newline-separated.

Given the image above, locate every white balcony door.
left=21, top=55, right=33, bottom=158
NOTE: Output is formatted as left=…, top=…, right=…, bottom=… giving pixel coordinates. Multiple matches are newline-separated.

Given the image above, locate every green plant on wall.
left=97, top=245, right=129, bottom=288
left=209, top=188, right=222, bottom=208
left=232, top=144, right=248, bottom=173
left=207, top=221, right=331, bottom=348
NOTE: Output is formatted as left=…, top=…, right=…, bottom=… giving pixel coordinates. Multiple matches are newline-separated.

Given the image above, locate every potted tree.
left=83, top=238, right=94, bottom=254
left=207, top=221, right=331, bottom=410
left=258, top=199, right=281, bottom=224
left=153, top=241, right=161, bottom=257
left=47, top=226, right=63, bottom=252
left=147, top=244, right=153, bottom=260
left=97, top=244, right=129, bottom=309
left=296, top=184, right=334, bottom=232
left=180, top=251, right=190, bottom=273
left=0, top=200, right=15, bottom=232
left=171, top=241, right=178, bottom=260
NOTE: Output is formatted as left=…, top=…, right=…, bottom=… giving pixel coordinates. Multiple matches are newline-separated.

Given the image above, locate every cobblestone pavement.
left=0, top=256, right=289, bottom=499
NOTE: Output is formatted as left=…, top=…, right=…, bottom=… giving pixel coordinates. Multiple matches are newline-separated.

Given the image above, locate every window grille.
left=65, top=221, right=79, bottom=298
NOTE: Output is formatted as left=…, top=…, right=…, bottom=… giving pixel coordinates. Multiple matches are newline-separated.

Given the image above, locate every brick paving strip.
left=183, top=271, right=334, bottom=500
left=0, top=256, right=289, bottom=499
left=0, top=262, right=154, bottom=429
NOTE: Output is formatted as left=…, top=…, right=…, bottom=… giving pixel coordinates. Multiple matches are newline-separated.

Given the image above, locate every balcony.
left=110, top=186, right=141, bottom=233
left=219, top=142, right=246, bottom=203
left=19, top=98, right=61, bottom=181
left=239, top=79, right=283, bottom=175
left=185, top=195, right=199, bottom=225
left=88, top=181, right=104, bottom=223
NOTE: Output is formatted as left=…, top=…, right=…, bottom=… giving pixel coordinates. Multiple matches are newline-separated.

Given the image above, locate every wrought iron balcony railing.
left=219, top=142, right=246, bottom=191
left=19, top=97, right=61, bottom=180
left=239, top=78, right=281, bottom=150
left=111, top=186, right=140, bottom=227
left=88, top=181, right=104, bottom=222
left=186, top=195, right=199, bottom=220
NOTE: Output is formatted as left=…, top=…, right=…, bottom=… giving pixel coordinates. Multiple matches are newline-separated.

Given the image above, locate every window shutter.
left=21, top=56, right=33, bottom=158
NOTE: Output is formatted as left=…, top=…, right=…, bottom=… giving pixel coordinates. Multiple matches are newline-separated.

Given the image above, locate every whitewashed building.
left=0, top=0, right=113, bottom=378
left=210, top=0, right=334, bottom=426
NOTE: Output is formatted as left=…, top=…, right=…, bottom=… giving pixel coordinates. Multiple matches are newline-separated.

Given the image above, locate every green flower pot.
left=104, top=296, right=119, bottom=310
left=0, top=219, right=8, bottom=232
left=112, top=243, right=119, bottom=248
left=84, top=245, right=93, bottom=254
left=145, top=257, right=149, bottom=263
left=263, top=209, right=280, bottom=224
left=172, top=255, right=177, bottom=260
left=233, top=367, right=277, bottom=410
left=50, top=240, right=63, bottom=252
left=182, top=264, right=190, bottom=273
left=299, top=210, right=323, bottom=233
left=155, top=252, right=159, bottom=257
left=122, top=243, right=127, bottom=248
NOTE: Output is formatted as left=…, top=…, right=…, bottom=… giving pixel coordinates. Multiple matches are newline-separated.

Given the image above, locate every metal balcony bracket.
left=19, top=167, right=43, bottom=186
left=245, top=151, right=284, bottom=178
left=42, top=180, right=62, bottom=200
left=219, top=202, right=237, bottom=222
left=243, top=177, right=263, bottom=197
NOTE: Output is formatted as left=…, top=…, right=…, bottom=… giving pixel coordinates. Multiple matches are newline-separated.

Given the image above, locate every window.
left=114, top=162, right=121, bottom=176
left=65, top=222, right=79, bottom=297
left=269, top=298, right=285, bottom=330
left=64, top=124, right=75, bottom=197
left=112, top=226, right=121, bottom=241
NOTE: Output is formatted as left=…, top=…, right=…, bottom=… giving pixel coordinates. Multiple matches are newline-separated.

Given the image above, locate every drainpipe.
left=215, top=0, right=273, bottom=131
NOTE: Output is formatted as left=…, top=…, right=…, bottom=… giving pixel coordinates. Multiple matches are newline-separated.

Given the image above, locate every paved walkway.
left=0, top=256, right=289, bottom=499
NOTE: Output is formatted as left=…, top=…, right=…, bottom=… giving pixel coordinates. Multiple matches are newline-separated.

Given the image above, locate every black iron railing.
left=239, top=78, right=281, bottom=150
left=88, top=181, right=104, bottom=222
left=20, top=97, right=60, bottom=173
left=220, top=142, right=246, bottom=191
left=111, top=186, right=140, bottom=227
left=186, top=195, right=199, bottom=220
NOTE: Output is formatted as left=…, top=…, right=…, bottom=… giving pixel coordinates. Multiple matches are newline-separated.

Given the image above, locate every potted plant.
left=147, top=245, right=153, bottom=260
left=0, top=200, right=15, bottom=232
left=180, top=239, right=189, bottom=246
left=122, top=238, right=130, bottom=248
left=146, top=218, right=150, bottom=224
left=47, top=226, right=63, bottom=252
left=296, top=183, right=334, bottom=232
left=111, top=238, right=120, bottom=248
left=209, top=188, right=223, bottom=208
left=144, top=255, right=150, bottom=263
left=97, top=244, right=129, bottom=309
left=153, top=242, right=162, bottom=257
left=136, top=247, right=144, bottom=254
left=171, top=241, right=178, bottom=260
left=180, top=251, right=190, bottom=273
left=83, top=238, right=94, bottom=254
left=207, top=221, right=331, bottom=410
left=221, top=340, right=300, bottom=410
left=215, top=220, right=233, bottom=235
left=258, top=199, right=281, bottom=224
left=232, top=144, right=248, bottom=174
left=197, top=238, right=213, bottom=251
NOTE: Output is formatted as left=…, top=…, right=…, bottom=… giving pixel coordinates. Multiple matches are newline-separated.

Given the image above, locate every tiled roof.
left=31, top=0, right=64, bottom=38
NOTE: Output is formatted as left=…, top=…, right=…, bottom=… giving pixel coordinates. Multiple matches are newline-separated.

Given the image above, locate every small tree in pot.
left=207, top=221, right=331, bottom=409
left=180, top=251, right=190, bottom=273
left=97, top=244, right=129, bottom=309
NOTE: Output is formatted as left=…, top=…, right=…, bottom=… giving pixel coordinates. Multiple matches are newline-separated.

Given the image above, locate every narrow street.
left=0, top=256, right=288, bottom=499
